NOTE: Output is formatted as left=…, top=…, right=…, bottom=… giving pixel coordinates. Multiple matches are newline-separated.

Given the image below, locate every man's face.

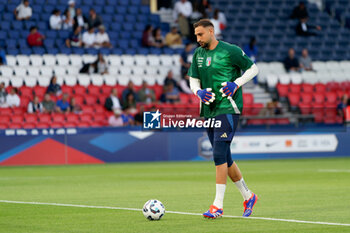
left=44, top=94, right=50, bottom=101
left=63, top=94, right=69, bottom=101
left=302, top=49, right=308, bottom=57
left=24, top=1, right=29, bottom=6
left=288, top=49, right=295, bottom=58
left=195, top=26, right=213, bottom=49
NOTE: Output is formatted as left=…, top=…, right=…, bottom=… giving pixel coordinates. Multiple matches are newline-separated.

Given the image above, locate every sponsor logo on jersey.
left=206, top=57, right=211, bottom=66
left=220, top=132, right=227, bottom=138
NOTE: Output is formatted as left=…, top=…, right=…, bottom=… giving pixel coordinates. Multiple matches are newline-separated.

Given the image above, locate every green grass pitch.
left=1, top=158, right=350, bottom=233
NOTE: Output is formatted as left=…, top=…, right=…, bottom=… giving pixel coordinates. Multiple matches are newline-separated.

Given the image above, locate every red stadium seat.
left=0, top=123, right=8, bottom=129
left=8, top=123, right=22, bottom=129
left=251, top=103, right=264, bottom=115
left=243, top=93, right=254, bottom=105
left=301, top=83, right=313, bottom=93
left=13, top=107, right=25, bottom=115
left=88, top=85, right=101, bottom=96
left=33, top=86, right=46, bottom=98
left=25, top=114, right=38, bottom=123
left=0, top=115, right=11, bottom=124
left=66, top=114, right=79, bottom=124
left=74, top=95, right=84, bottom=105
left=340, top=81, right=350, bottom=91
left=38, top=114, right=51, bottom=123
left=327, top=82, right=340, bottom=92
left=326, top=92, right=337, bottom=104
left=50, top=122, right=63, bottom=128
left=20, top=97, right=31, bottom=108
left=74, top=85, right=86, bottom=95
left=313, top=112, right=323, bottom=123
left=153, top=85, right=163, bottom=100
left=247, top=119, right=265, bottom=125
left=95, top=105, right=105, bottom=114
left=12, top=115, right=24, bottom=124
left=36, top=122, right=50, bottom=128
left=82, top=105, right=94, bottom=114
left=52, top=114, right=65, bottom=123
left=85, top=95, right=97, bottom=105
left=93, top=114, right=107, bottom=124
left=265, top=119, right=277, bottom=125
left=179, top=93, right=191, bottom=104
left=61, top=85, right=74, bottom=95
left=276, top=118, right=290, bottom=125
left=20, top=86, right=33, bottom=98
left=97, top=95, right=108, bottom=105
left=101, top=85, right=113, bottom=95
left=314, top=83, right=326, bottom=93
left=76, top=122, right=90, bottom=128
left=276, top=84, right=289, bottom=98
left=0, top=108, right=12, bottom=116
left=298, top=103, right=312, bottom=114
left=80, top=114, right=93, bottom=123
left=22, top=123, right=36, bottom=129
left=288, top=93, right=300, bottom=107
left=300, top=92, right=313, bottom=104
left=289, top=84, right=301, bottom=93
left=63, top=122, right=77, bottom=128
left=313, top=92, right=325, bottom=104
left=115, top=85, right=125, bottom=99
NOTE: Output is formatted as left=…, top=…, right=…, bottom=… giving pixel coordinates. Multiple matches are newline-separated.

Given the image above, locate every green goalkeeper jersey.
left=188, top=41, right=254, bottom=118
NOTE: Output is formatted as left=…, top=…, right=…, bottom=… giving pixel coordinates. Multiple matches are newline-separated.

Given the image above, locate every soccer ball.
left=142, top=199, right=165, bottom=220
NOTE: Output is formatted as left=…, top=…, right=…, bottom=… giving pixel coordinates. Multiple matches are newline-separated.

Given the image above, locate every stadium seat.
left=34, top=86, right=47, bottom=97
left=11, top=77, right=24, bottom=87
left=0, top=115, right=11, bottom=124
left=64, top=75, right=78, bottom=86
left=8, top=123, right=22, bottom=129
left=301, top=83, right=313, bottom=93
left=12, top=115, right=24, bottom=124
left=43, top=54, right=56, bottom=66
left=30, top=55, right=44, bottom=66
left=66, top=114, right=79, bottom=124
left=56, top=54, right=70, bottom=66
left=90, top=74, right=103, bottom=86
left=25, top=114, right=38, bottom=124
left=288, top=93, right=300, bottom=107
left=87, top=85, right=101, bottom=96
left=314, top=83, right=326, bottom=92
left=85, top=96, right=98, bottom=106
left=20, top=86, right=33, bottom=98
left=50, top=122, right=63, bottom=128
left=14, top=67, right=27, bottom=76
left=27, top=67, right=40, bottom=76
left=0, top=66, right=13, bottom=77
left=69, top=54, right=83, bottom=67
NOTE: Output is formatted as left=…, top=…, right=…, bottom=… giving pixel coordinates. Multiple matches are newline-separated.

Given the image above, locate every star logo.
left=143, top=110, right=162, bottom=129
left=150, top=110, right=161, bottom=123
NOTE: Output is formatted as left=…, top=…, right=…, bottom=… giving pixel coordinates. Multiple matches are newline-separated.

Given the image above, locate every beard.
left=199, top=41, right=209, bottom=49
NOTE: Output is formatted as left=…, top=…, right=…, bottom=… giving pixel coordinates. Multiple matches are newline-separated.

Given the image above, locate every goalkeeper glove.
left=220, top=81, right=239, bottom=98
left=196, top=88, right=215, bottom=105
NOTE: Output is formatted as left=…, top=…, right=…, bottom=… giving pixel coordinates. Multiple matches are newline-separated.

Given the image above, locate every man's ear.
left=208, top=26, right=214, bottom=35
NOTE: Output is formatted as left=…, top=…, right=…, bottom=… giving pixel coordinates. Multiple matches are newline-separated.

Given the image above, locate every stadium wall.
left=0, top=126, right=349, bottom=166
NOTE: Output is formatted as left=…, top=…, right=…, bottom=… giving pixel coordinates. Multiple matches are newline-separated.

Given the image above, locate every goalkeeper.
left=188, top=19, right=259, bottom=219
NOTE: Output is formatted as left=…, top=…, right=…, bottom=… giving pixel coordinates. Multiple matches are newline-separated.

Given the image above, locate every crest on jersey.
left=206, top=57, right=211, bottom=66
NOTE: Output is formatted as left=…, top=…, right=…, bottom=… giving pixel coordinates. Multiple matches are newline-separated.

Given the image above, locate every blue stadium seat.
left=44, top=39, right=55, bottom=49
left=162, top=48, right=174, bottom=55
left=59, top=47, right=72, bottom=54
left=20, top=48, right=32, bottom=55
left=136, top=47, right=149, bottom=55
left=122, top=23, right=133, bottom=31
left=103, top=6, right=114, bottom=14
left=111, top=24, right=122, bottom=31
left=0, top=5, right=4, bottom=13
left=102, top=15, right=113, bottom=23
left=83, top=0, right=93, bottom=5
left=134, top=24, right=145, bottom=32
left=32, top=47, right=46, bottom=55
left=128, top=6, right=138, bottom=14
left=2, top=13, right=13, bottom=22
left=40, top=13, right=51, bottom=21
left=120, top=32, right=131, bottom=39
left=118, top=0, right=129, bottom=5
left=149, top=48, right=161, bottom=55
left=137, top=15, right=147, bottom=22
left=7, top=48, right=19, bottom=55
left=48, top=48, right=59, bottom=55
left=46, top=0, right=57, bottom=5
left=8, top=31, right=20, bottom=39
left=139, top=6, right=150, bottom=14
left=113, top=15, right=123, bottom=23
left=0, top=31, right=7, bottom=40
left=32, top=4, right=43, bottom=13
left=24, top=21, right=36, bottom=30
left=81, top=6, right=90, bottom=14
left=94, top=0, right=105, bottom=5
left=111, top=48, right=122, bottom=55
left=130, top=0, right=141, bottom=5
left=116, top=6, right=127, bottom=14
left=11, top=21, right=23, bottom=30
left=117, top=40, right=129, bottom=49
left=131, top=31, right=142, bottom=39
left=6, top=4, right=17, bottom=12
left=20, top=31, right=29, bottom=38
left=18, top=39, right=29, bottom=49
left=43, top=5, right=55, bottom=13
left=46, top=31, right=58, bottom=39
left=85, top=48, right=98, bottom=55
left=58, top=31, right=70, bottom=39
left=129, top=39, right=139, bottom=48
left=109, top=32, right=119, bottom=40
left=149, top=15, right=160, bottom=24
left=99, top=48, right=111, bottom=55
left=34, top=0, right=46, bottom=4
left=123, top=48, right=136, bottom=55
left=94, top=6, right=103, bottom=14
left=72, top=47, right=85, bottom=54
left=125, top=15, right=136, bottom=22
left=37, top=22, right=48, bottom=31
left=6, top=40, right=17, bottom=49
left=160, top=23, right=169, bottom=32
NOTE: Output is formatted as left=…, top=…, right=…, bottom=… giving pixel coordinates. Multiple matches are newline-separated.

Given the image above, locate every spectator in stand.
left=244, top=37, right=258, bottom=84
left=93, top=53, right=108, bottom=74
left=138, top=80, right=156, bottom=104
left=134, top=105, right=144, bottom=126
left=56, top=93, right=70, bottom=113
left=82, top=27, right=96, bottom=48
left=6, top=88, right=20, bottom=108
left=122, top=81, right=138, bottom=103
left=49, top=9, right=62, bottom=30
left=210, top=9, right=222, bottom=39
left=121, top=108, right=135, bottom=125
left=62, top=9, right=74, bottom=30
left=151, top=27, right=165, bottom=48
left=104, top=88, right=121, bottom=112
left=337, top=94, right=349, bottom=119
left=164, top=70, right=181, bottom=91
left=259, top=100, right=282, bottom=117
left=65, top=26, right=82, bottom=48
left=0, top=82, right=7, bottom=107
left=73, top=8, right=87, bottom=30
left=87, top=8, right=102, bottom=28
left=283, top=48, right=300, bottom=72
left=46, top=76, right=62, bottom=96
left=14, top=0, right=32, bottom=21
left=290, top=1, right=308, bottom=20
left=180, top=43, right=192, bottom=76
left=142, top=25, right=156, bottom=47
left=27, top=95, right=43, bottom=113
left=122, top=93, right=137, bottom=114
left=217, top=8, right=227, bottom=30
left=165, top=26, right=183, bottom=48
left=108, top=108, right=124, bottom=127
left=197, top=0, right=212, bottom=18
left=161, top=83, right=180, bottom=103
left=244, top=37, right=258, bottom=63
left=296, top=17, right=321, bottom=37
left=42, top=93, right=55, bottom=113
left=0, top=47, right=7, bottom=65
left=69, top=97, right=82, bottom=113
left=95, top=25, right=112, bottom=48
left=173, top=0, right=193, bottom=38
left=67, top=0, right=76, bottom=19
left=27, top=26, right=45, bottom=47
left=299, top=48, right=313, bottom=71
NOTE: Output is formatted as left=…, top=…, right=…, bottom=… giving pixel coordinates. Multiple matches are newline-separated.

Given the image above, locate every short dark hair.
left=193, top=19, right=214, bottom=29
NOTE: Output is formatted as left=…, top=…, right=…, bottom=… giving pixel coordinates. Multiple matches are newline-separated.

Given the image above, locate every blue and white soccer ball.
left=142, top=199, right=165, bottom=220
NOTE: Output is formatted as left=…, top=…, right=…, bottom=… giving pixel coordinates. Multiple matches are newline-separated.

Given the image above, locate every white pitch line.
left=318, top=169, right=350, bottom=173
left=0, top=200, right=350, bottom=227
